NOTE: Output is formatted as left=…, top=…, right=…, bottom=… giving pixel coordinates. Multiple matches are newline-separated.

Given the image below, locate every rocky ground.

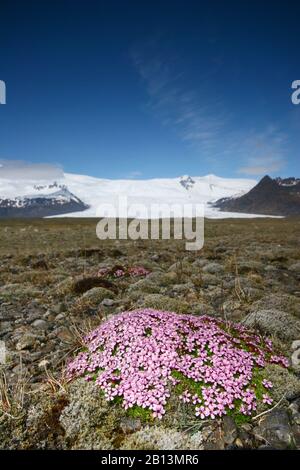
left=0, top=217, right=300, bottom=450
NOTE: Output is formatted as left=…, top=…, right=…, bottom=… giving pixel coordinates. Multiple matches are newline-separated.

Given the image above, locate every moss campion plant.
left=66, top=309, right=288, bottom=420
left=98, top=265, right=150, bottom=279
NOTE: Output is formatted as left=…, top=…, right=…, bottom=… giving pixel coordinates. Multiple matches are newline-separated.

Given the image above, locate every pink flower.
left=262, top=379, right=273, bottom=389
left=262, top=394, right=273, bottom=405
left=66, top=309, right=287, bottom=420
left=98, top=267, right=110, bottom=277
left=192, top=394, right=201, bottom=405
left=128, top=266, right=150, bottom=277
left=98, top=265, right=150, bottom=279
left=114, top=269, right=125, bottom=277
left=179, top=390, right=191, bottom=403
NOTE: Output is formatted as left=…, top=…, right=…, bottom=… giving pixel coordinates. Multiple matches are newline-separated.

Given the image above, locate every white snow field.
left=0, top=172, right=276, bottom=218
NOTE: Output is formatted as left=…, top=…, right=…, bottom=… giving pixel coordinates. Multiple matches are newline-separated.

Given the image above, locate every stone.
left=12, top=364, right=29, bottom=376
left=202, top=262, right=224, bottom=274
left=101, top=298, right=115, bottom=307
left=119, top=417, right=142, bottom=435
left=201, top=273, right=219, bottom=287
left=238, top=429, right=253, bottom=448
left=16, top=334, right=36, bottom=351
left=120, top=425, right=204, bottom=450
left=242, top=309, right=300, bottom=341
left=252, top=410, right=294, bottom=449
left=127, top=278, right=161, bottom=295
left=59, top=379, right=117, bottom=449
left=43, top=309, right=52, bottom=319
left=292, top=348, right=300, bottom=369
left=203, top=428, right=225, bottom=450
left=292, top=424, right=300, bottom=447
left=32, top=319, right=48, bottom=330
left=292, top=340, right=300, bottom=350
left=235, top=438, right=243, bottom=448
left=289, top=262, right=300, bottom=273
left=140, top=294, right=190, bottom=313
left=238, top=261, right=262, bottom=273
left=222, top=415, right=238, bottom=445
left=52, top=302, right=66, bottom=314
left=222, top=300, right=241, bottom=313
left=249, top=294, right=300, bottom=319
left=0, top=321, right=13, bottom=333
left=192, top=258, right=209, bottom=268
left=192, top=302, right=215, bottom=316
left=81, top=287, right=115, bottom=303
left=171, top=283, right=194, bottom=294
left=291, top=340, right=300, bottom=370
left=54, top=327, right=73, bottom=343
left=38, top=359, right=50, bottom=369
left=262, top=364, right=300, bottom=404
left=55, top=313, right=66, bottom=321
left=289, top=401, right=300, bottom=426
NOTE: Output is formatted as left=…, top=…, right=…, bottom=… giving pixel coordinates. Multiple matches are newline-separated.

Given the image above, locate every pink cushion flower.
left=66, top=309, right=287, bottom=420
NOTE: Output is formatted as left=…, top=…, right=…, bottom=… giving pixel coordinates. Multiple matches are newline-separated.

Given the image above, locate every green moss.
left=171, top=370, right=204, bottom=400
left=127, top=405, right=153, bottom=421
left=252, top=367, right=265, bottom=400
left=227, top=406, right=252, bottom=426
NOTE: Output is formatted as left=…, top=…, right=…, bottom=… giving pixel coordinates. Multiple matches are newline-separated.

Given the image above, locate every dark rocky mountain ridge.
left=214, top=175, right=300, bottom=216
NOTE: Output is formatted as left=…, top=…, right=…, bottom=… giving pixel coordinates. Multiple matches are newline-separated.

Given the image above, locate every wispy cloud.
left=236, top=127, right=287, bottom=176
left=124, top=170, right=143, bottom=179
left=131, top=40, right=227, bottom=153
left=0, top=159, right=64, bottom=180
left=131, top=40, right=288, bottom=177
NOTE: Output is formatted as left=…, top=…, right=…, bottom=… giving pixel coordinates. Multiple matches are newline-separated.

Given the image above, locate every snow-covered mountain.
left=0, top=172, right=264, bottom=218
left=0, top=185, right=88, bottom=218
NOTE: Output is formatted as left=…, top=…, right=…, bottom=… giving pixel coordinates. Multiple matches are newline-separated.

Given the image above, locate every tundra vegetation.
left=0, top=217, right=300, bottom=449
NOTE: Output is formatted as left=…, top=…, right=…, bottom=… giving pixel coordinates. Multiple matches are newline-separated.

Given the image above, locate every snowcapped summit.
left=23, top=186, right=82, bottom=204
left=179, top=175, right=196, bottom=190
left=0, top=184, right=88, bottom=218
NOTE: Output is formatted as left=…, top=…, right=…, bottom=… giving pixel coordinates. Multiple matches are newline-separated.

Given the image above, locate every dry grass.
left=0, top=358, right=29, bottom=418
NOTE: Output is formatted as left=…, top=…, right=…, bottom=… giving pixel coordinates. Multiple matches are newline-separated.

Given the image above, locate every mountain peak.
left=179, top=175, right=195, bottom=190
left=260, top=175, right=272, bottom=182
left=214, top=174, right=300, bottom=216
left=255, top=175, right=278, bottom=190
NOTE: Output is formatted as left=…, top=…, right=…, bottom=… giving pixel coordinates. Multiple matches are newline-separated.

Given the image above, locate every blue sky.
left=0, top=0, right=299, bottom=179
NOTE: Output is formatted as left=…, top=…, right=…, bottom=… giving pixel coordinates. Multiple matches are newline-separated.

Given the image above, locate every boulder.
left=202, top=262, right=224, bottom=275
left=140, top=294, right=190, bottom=313
left=261, top=364, right=300, bottom=403
left=222, top=416, right=238, bottom=445
left=242, top=309, right=300, bottom=341
left=253, top=410, right=294, bottom=449
left=16, top=334, right=37, bottom=351
left=288, top=262, right=300, bottom=273
left=81, top=287, right=115, bottom=304
left=32, top=319, right=49, bottom=331
left=120, top=426, right=204, bottom=450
